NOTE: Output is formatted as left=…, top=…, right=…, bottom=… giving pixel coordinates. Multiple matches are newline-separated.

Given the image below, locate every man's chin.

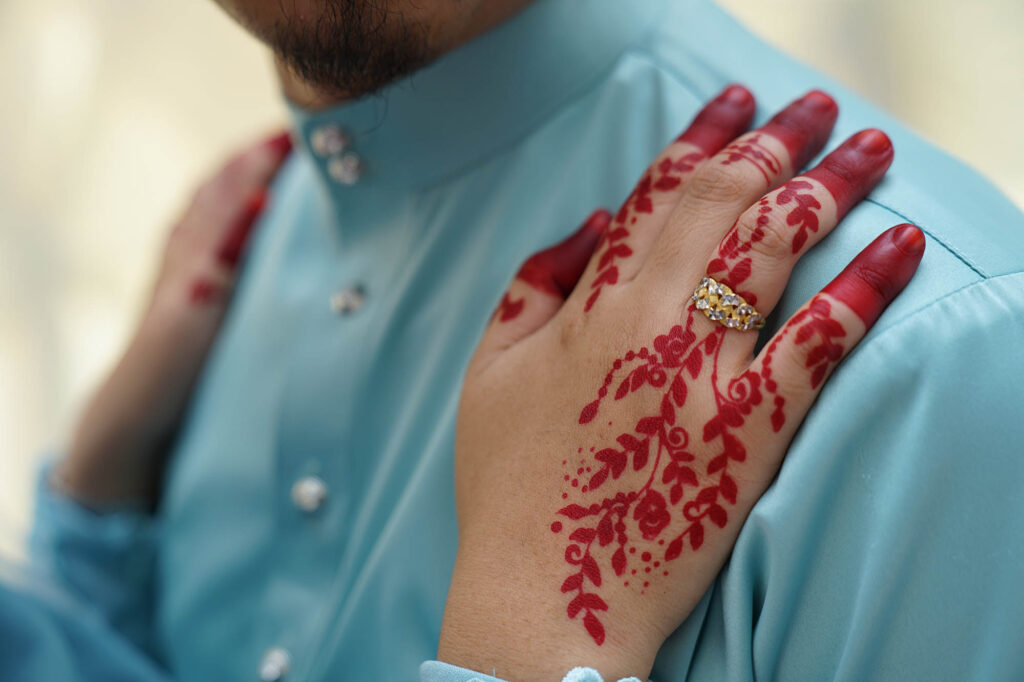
left=219, top=0, right=436, bottom=102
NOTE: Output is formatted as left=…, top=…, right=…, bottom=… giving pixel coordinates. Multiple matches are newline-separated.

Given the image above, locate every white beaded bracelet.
left=561, top=666, right=644, bottom=682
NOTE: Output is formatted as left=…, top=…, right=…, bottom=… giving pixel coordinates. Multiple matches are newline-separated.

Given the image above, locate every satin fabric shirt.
left=21, top=0, right=1024, bottom=680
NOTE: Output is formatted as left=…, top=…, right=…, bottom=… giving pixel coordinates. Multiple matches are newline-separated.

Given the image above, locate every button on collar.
left=310, top=125, right=350, bottom=157
left=288, top=0, right=657, bottom=189
left=327, top=152, right=364, bottom=185
left=291, top=476, right=328, bottom=514
left=330, top=285, right=366, bottom=315
left=259, top=647, right=291, bottom=681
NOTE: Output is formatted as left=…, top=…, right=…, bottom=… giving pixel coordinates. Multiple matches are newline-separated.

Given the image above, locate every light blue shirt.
left=17, top=0, right=1024, bottom=680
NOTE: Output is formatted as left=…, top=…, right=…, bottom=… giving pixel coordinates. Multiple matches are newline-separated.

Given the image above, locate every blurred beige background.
left=0, top=0, right=1021, bottom=559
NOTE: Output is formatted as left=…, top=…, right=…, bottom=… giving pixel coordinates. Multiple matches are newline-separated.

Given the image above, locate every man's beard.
left=267, top=1, right=436, bottom=100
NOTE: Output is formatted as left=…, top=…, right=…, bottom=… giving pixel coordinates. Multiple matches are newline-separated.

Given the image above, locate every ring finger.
left=696, top=128, right=894, bottom=356
left=638, top=90, right=838, bottom=286
left=575, top=84, right=757, bottom=312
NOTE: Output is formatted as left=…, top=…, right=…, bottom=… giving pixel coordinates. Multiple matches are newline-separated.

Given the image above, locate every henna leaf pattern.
left=585, top=151, right=706, bottom=312
left=554, top=159, right=846, bottom=645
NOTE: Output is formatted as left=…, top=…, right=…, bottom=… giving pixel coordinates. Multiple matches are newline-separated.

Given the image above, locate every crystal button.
left=259, top=647, right=291, bottom=681
left=330, top=285, right=365, bottom=314
left=291, top=476, right=328, bottom=513
left=310, top=125, right=350, bottom=157
left=327, top=152, right=363, bottom=185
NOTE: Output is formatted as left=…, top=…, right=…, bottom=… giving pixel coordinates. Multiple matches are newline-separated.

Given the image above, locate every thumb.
left=480, top=209, right=611, bottom=356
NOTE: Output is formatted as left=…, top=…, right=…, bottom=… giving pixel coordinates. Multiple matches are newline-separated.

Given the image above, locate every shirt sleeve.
left=28, top=461, right=162, bottom=662
left=677, top=270, right=1024, bottom=680
left=0, top=563, right=170, bottom=682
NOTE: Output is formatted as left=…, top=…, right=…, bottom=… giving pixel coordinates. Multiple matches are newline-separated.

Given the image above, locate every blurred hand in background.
left=52, top=132, right=292, bottom=507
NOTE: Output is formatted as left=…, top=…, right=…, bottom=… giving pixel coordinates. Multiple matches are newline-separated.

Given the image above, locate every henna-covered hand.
left=55, top=131, right=292, bottom=506
left=439, top=86, right=924, bottom=680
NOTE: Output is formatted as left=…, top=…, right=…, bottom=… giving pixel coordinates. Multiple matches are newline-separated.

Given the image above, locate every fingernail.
left=850, top=129, right=891, bottom=155
left=891, top=224, right=926, bottom=256
left=266, top=131, right=293, bottom=156
left=721, top=84, right=753, bottom=106
left=581, top=208, right=612, bottom=236
left=799, top=90, right=837, bottom=112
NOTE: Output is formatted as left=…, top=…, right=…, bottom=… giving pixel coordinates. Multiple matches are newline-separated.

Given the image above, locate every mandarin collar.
left=289, top=0, right=662, bottom=192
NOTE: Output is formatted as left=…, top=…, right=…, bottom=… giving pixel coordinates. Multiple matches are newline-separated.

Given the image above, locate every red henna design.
left=676, top=84, right=756, bottom=155
left=188, top=278, right=220, bottom=306
left=803, top=129, right=893, bottom=219
left=584, top=153, right=707, bottom=312
left=556, top=230, right=920, bottom=647
left=495, top=210, right=610, bottom=323
left=717, top=92, right=836, bottom=185
left=494, top=293, right=525, bottom=322
left=760, top=90, right=838, bottom=172
left=555, top=296, right=852, bottom=643
left=265, top=131, right=294, bottom=157
left=719, top=133, right=782, bottom=185
left=520, top=209, right=610, bottom=297
left=710, top=179, right=821, bottom=272
left=583, top=86, right=756, bottom=312
left=709, top=128, right=894, bottom=298
left=217, top=190, right=267, bottom=268
left=777, top=180, right=822, bottom=254
left=555, top=202, right=892, bottom=647
left=822, top=224, right=925, bottom=327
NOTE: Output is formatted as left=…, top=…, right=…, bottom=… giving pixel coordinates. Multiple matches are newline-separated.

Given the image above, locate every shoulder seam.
left=624, top=43, right=994, bottom=281
left=619, top=45, right=712, bottom=103
left=864, top=198, right=988, bottom=278
left=617, top=47, right=993, bottom=282
left=859, top=270, right=1022, bottom=344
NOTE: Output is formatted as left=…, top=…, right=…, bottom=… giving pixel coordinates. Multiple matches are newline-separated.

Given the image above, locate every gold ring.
left=690, top=276, right=765, bottom=331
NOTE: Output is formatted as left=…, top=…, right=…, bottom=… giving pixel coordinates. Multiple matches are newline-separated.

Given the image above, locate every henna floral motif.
left=554, top=174, right=847, bottom=644
left=584, top=151, right=705, bottom=312
left=706, top=178, right=823, bottom=305
left=551, top=115, right=907, bottom=646
left=720, top=133, right=781, bottom=184
left=553, top=294, right=847, bottom=644
left=777, top=180, right=822, bottom=254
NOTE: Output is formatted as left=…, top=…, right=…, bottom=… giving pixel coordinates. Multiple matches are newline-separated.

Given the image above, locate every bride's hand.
left=56, top=131, right=292, bottom=506
left=439, top=85, right=924, bottom=680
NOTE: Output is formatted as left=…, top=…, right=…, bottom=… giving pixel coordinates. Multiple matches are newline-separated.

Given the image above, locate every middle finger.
left=642, top=90, right=839, bottom=279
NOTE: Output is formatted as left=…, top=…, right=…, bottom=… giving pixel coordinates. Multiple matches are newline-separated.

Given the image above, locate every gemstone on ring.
left=689, top=276, right=765, bottom=331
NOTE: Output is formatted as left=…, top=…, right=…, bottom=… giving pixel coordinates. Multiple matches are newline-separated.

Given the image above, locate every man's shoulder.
left=606, top=0, right=1024, bottom=329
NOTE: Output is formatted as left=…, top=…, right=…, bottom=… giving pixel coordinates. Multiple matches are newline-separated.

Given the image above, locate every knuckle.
left=735, top=206, right=790, bottom=258
left=772, top=359, right=812, bottom=397
left=556, top=308, right=586, bottom=349
left=816, top=155, right=858, bottom=192
left=849, top=261, right=893, bottom=304
left=686, top=162, right=753, bottom=205
left=772, top=341, right=829, bottom=395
